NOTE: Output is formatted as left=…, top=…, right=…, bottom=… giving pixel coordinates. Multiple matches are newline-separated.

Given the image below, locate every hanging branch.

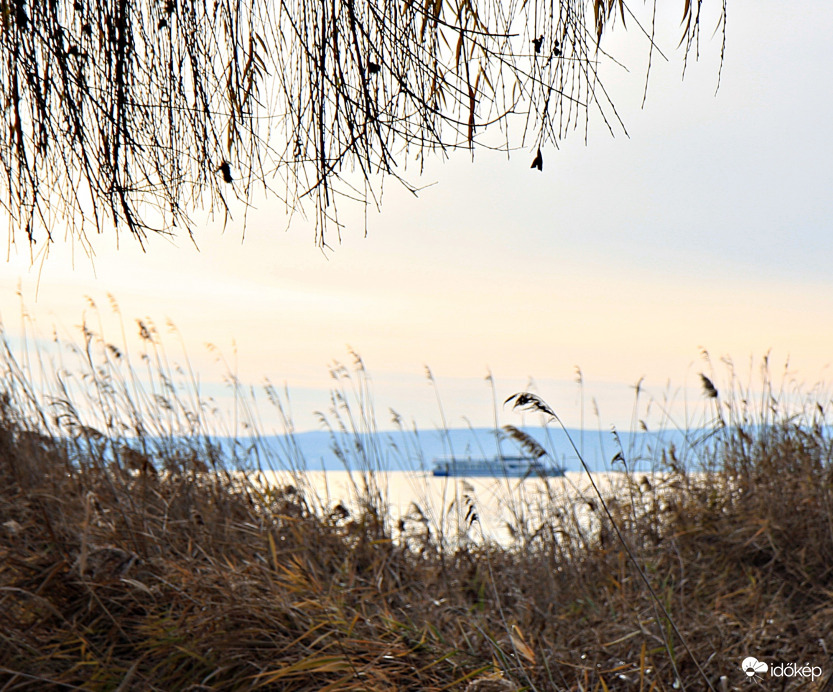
left=0, top=0, right=724, bottom=250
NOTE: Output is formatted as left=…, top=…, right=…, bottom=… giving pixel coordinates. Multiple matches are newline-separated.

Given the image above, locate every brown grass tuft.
left=1, top=312, right=832, bottom=690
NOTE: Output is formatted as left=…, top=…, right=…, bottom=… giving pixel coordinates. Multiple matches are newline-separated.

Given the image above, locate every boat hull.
left=431, top=457, right=564, bottom=478
left=431, top=469, right=564, bottom=478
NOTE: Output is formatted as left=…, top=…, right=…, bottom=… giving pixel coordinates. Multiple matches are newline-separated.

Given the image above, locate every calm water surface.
left=249, top=470, right=641, bottom=545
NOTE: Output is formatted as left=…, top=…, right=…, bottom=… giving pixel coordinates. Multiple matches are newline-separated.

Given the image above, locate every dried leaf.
left=504, top=392, right=555, bottom=418
left=530, top=147, right=543, bottom=170
left=511, top=625, right=536, bottom=664
left=700, top=374, right=718, bottom=399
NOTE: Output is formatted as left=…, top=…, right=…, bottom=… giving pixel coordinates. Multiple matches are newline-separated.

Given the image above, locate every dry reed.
left=1, top=312, right=832, bottom=690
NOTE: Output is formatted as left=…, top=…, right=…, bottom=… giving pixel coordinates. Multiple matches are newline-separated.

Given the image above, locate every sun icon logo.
left=741, top=657, right=768, bottom=679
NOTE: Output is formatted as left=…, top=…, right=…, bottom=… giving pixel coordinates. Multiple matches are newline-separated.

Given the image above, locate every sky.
left=2, top=0, right=832, bottom=435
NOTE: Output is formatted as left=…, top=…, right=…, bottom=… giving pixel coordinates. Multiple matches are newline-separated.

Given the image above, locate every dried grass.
left=1, top=313, right=832, bottom=690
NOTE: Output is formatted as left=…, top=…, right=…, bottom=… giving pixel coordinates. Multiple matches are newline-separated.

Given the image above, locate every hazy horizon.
left=2, top=0, right=831, bottom=435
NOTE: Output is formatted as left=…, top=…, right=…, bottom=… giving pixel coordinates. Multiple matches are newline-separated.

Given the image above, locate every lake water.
left=223, top=425, right=692, bottom=474
left=247, top=469, right=641, bottom=546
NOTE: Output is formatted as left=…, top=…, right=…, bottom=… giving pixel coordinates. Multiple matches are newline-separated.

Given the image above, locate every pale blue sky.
left=2, top=1, right=832, bottom=433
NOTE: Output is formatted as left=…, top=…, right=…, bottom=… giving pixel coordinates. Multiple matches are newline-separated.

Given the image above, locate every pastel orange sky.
left=3, top=1, right=832, bottom=433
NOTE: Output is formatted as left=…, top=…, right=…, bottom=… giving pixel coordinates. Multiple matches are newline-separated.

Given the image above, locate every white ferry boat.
left=431, top=455, right=564, bottom=478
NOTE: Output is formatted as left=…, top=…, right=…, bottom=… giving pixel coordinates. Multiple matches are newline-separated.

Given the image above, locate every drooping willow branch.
left=0, top=0, right=722, bottom=249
